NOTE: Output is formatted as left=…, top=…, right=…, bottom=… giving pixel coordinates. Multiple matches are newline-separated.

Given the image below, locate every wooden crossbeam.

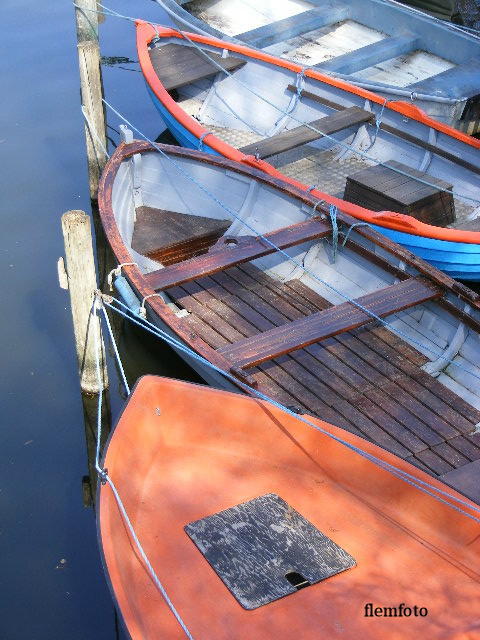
left=149, top=44, right=245, bottom=92
left=144, top=217, right=331, bottom=291
left=287, top=85, right=480, bottom=176
left=217, top=276, right=443, bottom=369
left=240, top=107, right=374, bottom=159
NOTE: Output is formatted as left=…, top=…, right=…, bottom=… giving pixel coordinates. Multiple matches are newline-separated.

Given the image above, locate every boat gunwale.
left=135, top=21, right=480, bottom=245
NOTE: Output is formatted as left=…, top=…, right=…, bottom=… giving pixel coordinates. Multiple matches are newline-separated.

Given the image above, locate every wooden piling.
left=75, top=0, right=107, bottom=200
left=61, top=210, right=108, bottom=393
left=74, top=0, right=99, bottom=43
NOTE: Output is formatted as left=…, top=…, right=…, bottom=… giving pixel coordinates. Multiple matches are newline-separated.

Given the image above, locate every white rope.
left=102, top=292, right=480, bottom=523
left=139, top=293, right=164, bottom=318
left=81, top=105, right=110, bottom=159
left=107, top=262, right=138, bottom=291
left=92, top=297, right=194, bottom=639
left=102, top=99, right=480, bottom=384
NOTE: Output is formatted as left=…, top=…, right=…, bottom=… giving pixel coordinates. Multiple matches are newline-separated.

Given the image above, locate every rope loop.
left=107, top=262, right=138, bottom=291
left=341, top=222, right=371, bottom=247
left=139, top=293, right=164, bottom=318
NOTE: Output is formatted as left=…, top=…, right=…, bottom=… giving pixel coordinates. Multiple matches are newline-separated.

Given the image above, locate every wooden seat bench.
left=163, top=262, right=480, bottom=477
left=149, top=44, right=245, bottom=92
left=239, top=107, right=374, bottom=159
left=144, top=217, right=332, bottom=290
left=217, top=276, right=443, bottom=368
left=286, top=84, right=480, bottom=176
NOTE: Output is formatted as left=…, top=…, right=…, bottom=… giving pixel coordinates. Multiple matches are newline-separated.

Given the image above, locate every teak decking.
left=163, top=263, right=480, bottom=477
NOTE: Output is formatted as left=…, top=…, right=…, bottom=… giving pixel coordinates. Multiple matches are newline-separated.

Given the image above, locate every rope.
left=139, top=293, right=164, bottom=318
left=329, top=204, right=339, bottom=262
left=274, top=66, right=305, bottom=127
left=366, top=97, right=388, bottom=150
left=73, top=4, right=99, bottom=40
left=92, top=298, right=194, bottom=639
left=83, top=3, right=480, bottom=204
left=341, top=222, right=372, bottom=247
left=164, top=25, right=480, bottom=207
left=101, top=292, right=480, bottom=524
left=100, top=296, right=130, bottom=396
left=81, top=106, right=110, bottom=159
left=107, top=263, right=138, bottom=291
left=101, top=100, right=480, bottom=384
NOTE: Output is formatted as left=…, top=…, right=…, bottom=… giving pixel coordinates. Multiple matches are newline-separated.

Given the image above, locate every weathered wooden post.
left=60, top=210, right=108, bottom=393
left=74, top=0, right=107, bottom=200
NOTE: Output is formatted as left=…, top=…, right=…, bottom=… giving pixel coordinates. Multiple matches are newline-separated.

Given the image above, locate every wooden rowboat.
left=98, top=375, right=480, bottom=639
left=136, top=22, right=480, bottom=280
left=98, top=136, right=480, bottom=495
left=157, top=0, right=480, bottom=133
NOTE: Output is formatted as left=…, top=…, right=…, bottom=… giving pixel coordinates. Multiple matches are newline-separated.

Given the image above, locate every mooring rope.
left=98, top=292, right=480, bottom=524
left=102, top=100, right=480, bottom=383
left=92, top=297, right=194, bottom=640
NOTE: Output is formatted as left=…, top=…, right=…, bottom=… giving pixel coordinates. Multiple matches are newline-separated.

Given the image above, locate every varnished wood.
left=239, top=107, right=374, bottom=159
left=344, top=160, right=455, bottom=226
left=218, top=277, right=443, bottom=369
left=163, top=265, right=480, bottom=475
left=144, top=217, right=331, bottom=291
left=149, top=44, right=244, bottom=91
left=287, top=85, right=480, bottom=177
left=132, top=206, right=231, bottom=265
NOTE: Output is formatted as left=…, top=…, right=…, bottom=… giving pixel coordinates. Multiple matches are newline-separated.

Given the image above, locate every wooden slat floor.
left=166, top=263, right=480, bottom=477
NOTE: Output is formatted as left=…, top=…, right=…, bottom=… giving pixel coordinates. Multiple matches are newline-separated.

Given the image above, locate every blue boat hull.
left=150, top=88, right=480, bottom=282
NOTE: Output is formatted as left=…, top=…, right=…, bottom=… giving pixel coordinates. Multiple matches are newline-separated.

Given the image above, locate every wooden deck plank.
left=354, top=328, right=480, bottom=430
left=145, top=218, right=331, bottom=291
left=149, top=43, right=244, bottom=91
left=163, top=264, right=478, bottom=475
left=440, top=460, right=480, bottom=503
left=239, top=107, right=374, bottom=159
left=432, top=442, right=470, bottom=468
left=218, top=277, right=442, bottom=368
left=414, top=449, right=455, bottom=476
left=191, top=271, right=413, bottom=452
left=447, top=435, right=480, bottom=462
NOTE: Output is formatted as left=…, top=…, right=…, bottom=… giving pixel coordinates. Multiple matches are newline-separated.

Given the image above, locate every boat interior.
left=109, top=142, right=480, bottom=498
left=99, top=375, right=480, bottom=639
left=147, top=35, right=480, bottom=246
left=171, top=0, right=480, bottom=124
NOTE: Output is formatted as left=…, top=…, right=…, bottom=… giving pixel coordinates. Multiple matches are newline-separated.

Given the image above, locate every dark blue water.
left=0, top=2, right=192, bottom=638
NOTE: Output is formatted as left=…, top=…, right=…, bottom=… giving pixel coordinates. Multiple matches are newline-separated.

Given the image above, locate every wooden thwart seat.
left=286, top=84, right=480, bottom=176
left=144, top=217, right=331, bottom=290
left=149, top=44, right=245, bottom=92
left=218, top=277, right=443, bottom=369
left=239, top=107, right=374, bottom=159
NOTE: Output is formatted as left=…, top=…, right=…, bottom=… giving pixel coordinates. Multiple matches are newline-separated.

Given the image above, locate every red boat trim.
left=136, top=21, right=480, bottom=245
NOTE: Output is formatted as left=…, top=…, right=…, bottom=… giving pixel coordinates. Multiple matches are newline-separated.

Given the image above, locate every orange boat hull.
left=99, top=376, right=480, bottom=639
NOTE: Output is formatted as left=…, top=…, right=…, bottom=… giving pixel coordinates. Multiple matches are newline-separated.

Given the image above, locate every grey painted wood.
left=185, top=493, right=355, bottom=609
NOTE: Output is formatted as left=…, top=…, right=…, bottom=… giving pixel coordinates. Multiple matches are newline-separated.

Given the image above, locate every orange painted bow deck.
left=99, top=376, right=480, bottom=639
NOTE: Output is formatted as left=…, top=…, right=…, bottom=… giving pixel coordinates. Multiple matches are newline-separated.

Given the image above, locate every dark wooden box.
left=343, top=160, right=455, bottom=227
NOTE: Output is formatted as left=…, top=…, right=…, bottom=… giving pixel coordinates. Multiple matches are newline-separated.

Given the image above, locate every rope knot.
left=107, top=262, right=138, bottom=291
